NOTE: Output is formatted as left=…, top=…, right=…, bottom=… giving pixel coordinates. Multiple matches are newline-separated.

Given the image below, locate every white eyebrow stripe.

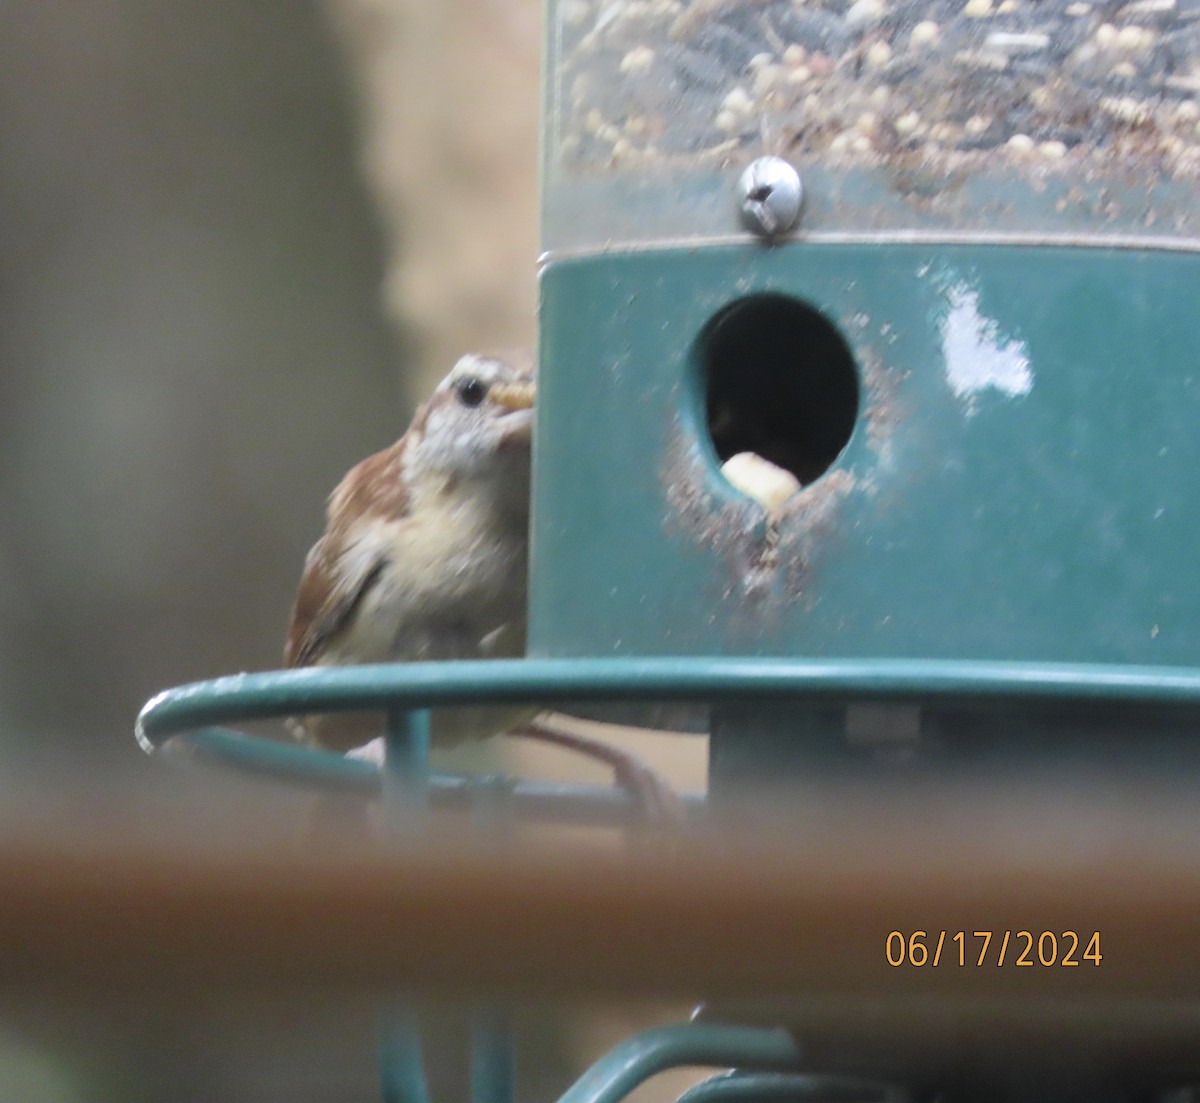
left=453, top=353, right=501, bottom=376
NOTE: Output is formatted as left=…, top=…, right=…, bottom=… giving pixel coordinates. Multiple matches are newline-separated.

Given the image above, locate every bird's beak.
left=491, top=381, right=535, bottom=412
left=493, top=380, right=535, bottom=449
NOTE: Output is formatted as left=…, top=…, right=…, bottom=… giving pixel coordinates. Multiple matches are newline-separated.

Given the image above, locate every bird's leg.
left=511, top=715, right=686, bottom=830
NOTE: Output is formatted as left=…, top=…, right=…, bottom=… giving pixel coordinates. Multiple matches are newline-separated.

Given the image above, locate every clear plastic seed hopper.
left=543, top=0, right=1200, bottom=248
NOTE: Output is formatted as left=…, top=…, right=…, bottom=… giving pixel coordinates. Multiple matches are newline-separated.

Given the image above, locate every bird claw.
left=609, top=753, right=688, bottom=831
left=513, top=716, right=687, bottom=835
left=339, top=721, right=686, bottom=838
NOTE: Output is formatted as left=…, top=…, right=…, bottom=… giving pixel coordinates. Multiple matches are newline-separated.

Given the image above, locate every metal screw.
left=737, top=156, right=802, bottom=239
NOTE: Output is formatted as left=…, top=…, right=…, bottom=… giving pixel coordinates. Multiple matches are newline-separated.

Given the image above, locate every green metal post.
left=471, top=1005, right=515, bottom=1103
left=379, top=708, right=433, bottom=1103
left=470, top=774, right=517, bottom=1103
left=383, top=707, right=432, bottom=826
left=380, top=1009, right=433, bottom=1103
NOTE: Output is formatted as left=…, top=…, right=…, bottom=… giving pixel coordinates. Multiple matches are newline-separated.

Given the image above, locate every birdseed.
left=549, top=0, right=1200, bottom=238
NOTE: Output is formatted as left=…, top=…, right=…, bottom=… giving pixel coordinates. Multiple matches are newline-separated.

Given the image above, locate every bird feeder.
left=535, top=0, right=1200, bottom=791
left=136, top=0, right=1200, bottom=1101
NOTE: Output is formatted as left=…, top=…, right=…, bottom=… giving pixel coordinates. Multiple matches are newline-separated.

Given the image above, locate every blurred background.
left=0, top=1, right=702, bottom=1099
left=0, top=0, right=540, bottom=777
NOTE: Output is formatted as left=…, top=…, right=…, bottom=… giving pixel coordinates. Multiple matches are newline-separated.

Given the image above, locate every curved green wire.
left=139, top=655, right=1200, bottom=752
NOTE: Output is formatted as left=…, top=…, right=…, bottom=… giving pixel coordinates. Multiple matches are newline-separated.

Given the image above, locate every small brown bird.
left=285, top=352, right=680, bottom=823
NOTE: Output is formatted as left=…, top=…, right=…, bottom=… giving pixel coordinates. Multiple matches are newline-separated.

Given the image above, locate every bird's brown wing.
left=284, top=536, right=389, bottom=669
left=285, top=441, right=411, bottom=670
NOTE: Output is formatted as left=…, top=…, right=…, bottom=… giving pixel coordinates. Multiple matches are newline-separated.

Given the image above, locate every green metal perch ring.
left=136, top=655, right=1200, bottom=816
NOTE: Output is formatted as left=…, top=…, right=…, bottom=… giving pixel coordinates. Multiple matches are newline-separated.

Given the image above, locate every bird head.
left=406, top=352, right=535, bottom=488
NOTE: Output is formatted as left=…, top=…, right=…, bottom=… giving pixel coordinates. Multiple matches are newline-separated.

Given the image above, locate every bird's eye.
left=455, top=377, right=488, bottom=407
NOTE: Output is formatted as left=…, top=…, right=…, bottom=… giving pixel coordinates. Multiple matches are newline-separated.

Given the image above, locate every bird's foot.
left=513, top=715, right=687, bottom=833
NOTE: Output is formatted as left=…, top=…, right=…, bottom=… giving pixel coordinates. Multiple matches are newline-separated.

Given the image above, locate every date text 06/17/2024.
left=886, top=931, right=1102, bottom=968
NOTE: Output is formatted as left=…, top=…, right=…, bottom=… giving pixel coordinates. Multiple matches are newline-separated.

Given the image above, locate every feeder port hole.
left=699, top=293, right=860, bottom=491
